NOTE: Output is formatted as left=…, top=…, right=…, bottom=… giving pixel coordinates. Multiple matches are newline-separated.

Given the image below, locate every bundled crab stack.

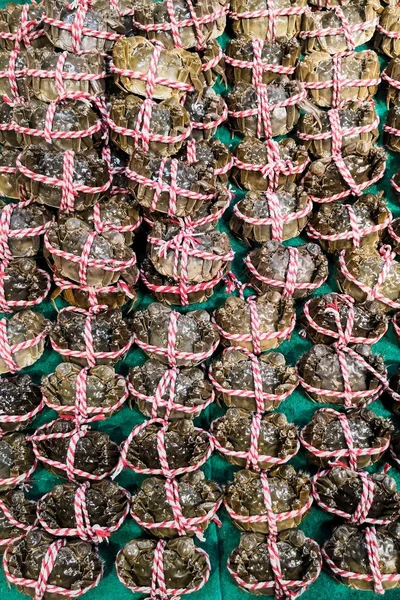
left=116, top=302, right=222, bottom=597
left=207, top=275, right=322, bottom=596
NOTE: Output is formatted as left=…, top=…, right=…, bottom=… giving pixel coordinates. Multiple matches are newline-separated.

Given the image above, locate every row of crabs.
left=2, top=289, right=400, bottom=596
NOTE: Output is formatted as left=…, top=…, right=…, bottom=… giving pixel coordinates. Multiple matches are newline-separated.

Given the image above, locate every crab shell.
left=17, top=146, right=110, bottom=212
left=0, top=49, right=27, bottom=100
left=0, top=432, right=36, bottom=492
left=309, top=192, right=390, bottom=253
left=0, top=488, right=36, bottom=548
left=298, top=100, right=379, bottom=158
left=148, top=221, right=232, bottom=283
left=0, top=100, right=18, bottom=147
left=336, top=245, right=400, bottom=313
left=43, top=0, right=125, bottom=53
left=211, top=349, right=298, bottom=412
left=214, top=293, right=295, bottom=353
left=386, top=217, right=400, bottom=254
left=230, top=0, right=307, bottom=39
left=183, top=87, right=227, bottom=141
left=302, top=142, right=386, bottom=202
left=110, top=94, right=191, bottom=156
left=2, top=258, right=50, bottom=309
left=0, top=374, right=42, bottom=433
left=25, top=46, right=106, bottom=102
left=0, top=147, right=19, bottom=200
left=384, top=105, right=400, bottom=152
left=385, top=58, right=400, bottom=106
left=0, top=310, right=51, bottom=375
left=230, top=184, right=310, bottom=245
left=198, top=39, right=225, bottom=87
left=128, top=0, right=228, bottom=50
left=130, top=472, right=222, bottom=538
left=227, top=78, right=302, bottom=138
left=42, top=363, right=127, bottom=419
left=375, top=5, right=400, bottom=59
left=233, top=137, right=309, bottom=192
left=0, top=3, right=44, bottom=51
left=12, top=98, right=102, bottom=153
left=128, top=148, right=217, bottom=217
left=0, top=201, right=54, bottom=258
left=46, top=216, right=138, bottom=288
left=177, top=138, right=232, bottom=185
left=296, top=50, right=380, bottom=108
left=225, top=36, right=300, bottom=86
left=112, top=36, right=203, bottom=99
left=225, top=467, right=311, bottom=534
left=300, top=0, right=382, bottom=55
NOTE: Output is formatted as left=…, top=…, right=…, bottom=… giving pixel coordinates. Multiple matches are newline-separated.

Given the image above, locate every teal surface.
left=0, top=6, right=400, bottom=600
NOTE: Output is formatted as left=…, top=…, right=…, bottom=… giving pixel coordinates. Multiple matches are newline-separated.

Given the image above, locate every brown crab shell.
left=177, top=138, right=232, bottom=185
left=0, top=200, right=53, bottom=258
left=4, top=529, right=103, bottom=596
left=198, top=39, right=225, bottom=87
left=112, top=36, right=203, bottom=99
left=0, top=100, right=18, bottom=147
left=297, top=343, right=387, bottom=405
left=41, top=363, right=127, bottom=419
left=46, top=216, right=138, bottom=289
left=296, top=50, right=380, bottom=108
left=33, top=419, right=120, bottom=481
left=43, top=0, right=124, bottom=53
left=129, top=359, right=214, bottom=420
left=37, top=479, right=129, bottom=537
left=230, top=0, right=307, bottom=39
left=50, top=308, right=132, bottom=368
left=386, top=217, right=400, bottom=254
left=148, top=221, right=232, bottom=283
left=25, top=46, right=106, bottom=102
left=0, top=488, right=36, bottom=550
left=302, top=142, right=386, bottom=202
left=116, top=536, right=209, bottom=592
left=225, top=467, right=311, bottom=534
left=336, top=245, right=400, bottom=313
left=214, top=293, right=295, bottom=353
left=210, top=349, right=298, bottom=411
left=226, top=78, right=303, bottom=138
left=301, top=407, right=394, bottom=469
left=233, top=137, right=309, bottom=192
left=225, top=36, right=300, bottom=86
left=128, top=147, right=217, bottom=217
left=0, top=432, right=36, bottom=492
left=384, top=104, right=400, bottom=152
left=385, top=58, right=400, bottom=106
left=132, top=303, right=219, bottom=367
left=128, top=0, right=227, bottom=50
left=230, top=184, right=310, bottom=245
left=17, top=146, right=110, bottom=212
left=0, top=49, right=27, bottom=100
left=323, top=523, right=400, bottom=591
left=246, top=241, right=329, bottom=299
left=212, top=408, right=298, bottom=470
left=0, top=3, right=44, bottom=51
left=124, top=419, right=212, bottom=473
left=130, top=472, right=222, bottom=538
left=298, top=100, right=379, bottom=158
left=183, top=87, right=227, bottom=141
left=0, top=146, right=19, bottom=200
left=229, top=529, right=322, bottom=596
left=314, top=467, right=400, bottom=522
left=0, top=374, right=42, bottom=433
left=110, top=94, right=191, bottom=157
left=375, top=5, right=400, bottom=59
left=0, top=310, right=51, bottom=375
left=308, top=192, right=390, bottom=253
left=12, top=98, right=102, bottom=153
left=301, top=293, right=388, bottom=346
left=2, top=257, right=50, bottom=309
left=300, top=0, right=382, bottom=55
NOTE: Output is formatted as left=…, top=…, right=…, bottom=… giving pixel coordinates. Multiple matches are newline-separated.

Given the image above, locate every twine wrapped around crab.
left=296, top=50, right=380, bottom=108
left=307, top=193, right=391, bottom=253
left=384, top=104, right=400, bottom=152
left=233, top=137, right=309, bottom=192
left=383, top=58, right=400, bottom=106
left=0, top=200, right=53, bottom=259
left=0, top=258, right=51, bottom=313
left=211, top=408, right=299, bottom=470
left=0, top=374, right=43, bottom=433
left=230, top=184, right=311, bottom=245
left=0, top=488, right=36, bottom=550
left=0, top=147, right=19, bottom=200
left=0, top=49, right=27, bottom=102
left=375, top=4, right=400, bottom=59
left=183, top=87, right=227, bottom=141
left=209, top=348, right=298, bottom=412
left=0, top=432, right=36, bottom=492
left=299, top=0, right=382, bottom=55
left=130, top=472, right=223, bottom=538
left=111, top=36, right=203, bottom=99
left=0, top=310, right=51, bottom=375
left=229, top=0, right=307, bottom=40
left=0, top=2, right=45, bottom=51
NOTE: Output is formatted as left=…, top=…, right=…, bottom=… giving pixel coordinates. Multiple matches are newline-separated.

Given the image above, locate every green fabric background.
left=1, top=4, right=400, bottom=599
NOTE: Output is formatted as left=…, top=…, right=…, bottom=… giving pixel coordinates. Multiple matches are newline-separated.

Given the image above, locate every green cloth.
left=1, top=6, right=400, bottom=600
